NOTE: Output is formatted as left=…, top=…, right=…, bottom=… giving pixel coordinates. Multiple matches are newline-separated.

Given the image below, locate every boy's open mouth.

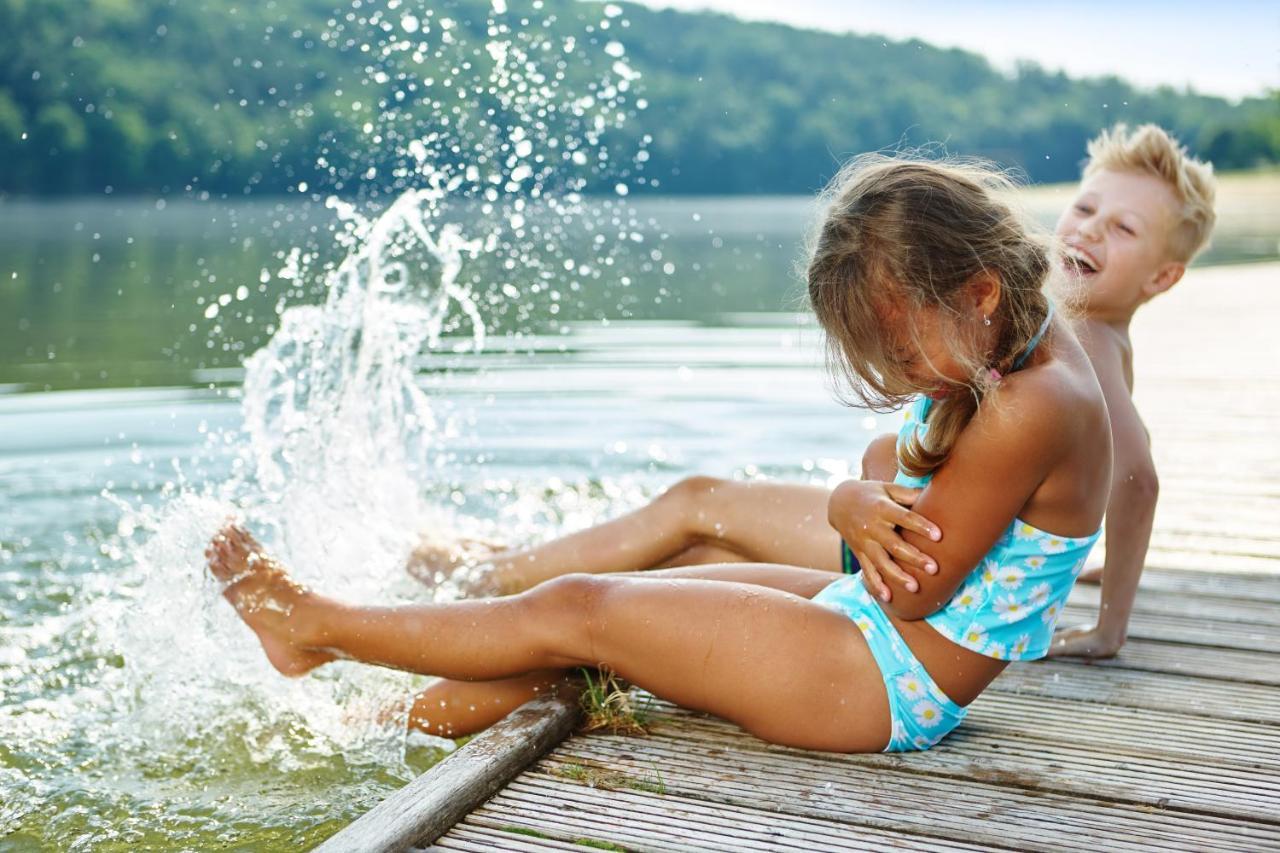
left=1063, top=247, right=1100, bottom=277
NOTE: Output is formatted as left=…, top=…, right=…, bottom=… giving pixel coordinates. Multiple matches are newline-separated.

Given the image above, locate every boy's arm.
left=1050, top=324, right=1159, bottom=658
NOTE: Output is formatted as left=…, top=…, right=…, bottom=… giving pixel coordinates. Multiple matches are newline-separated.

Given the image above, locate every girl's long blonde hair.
left=806, top=154, right=1059, bottom=478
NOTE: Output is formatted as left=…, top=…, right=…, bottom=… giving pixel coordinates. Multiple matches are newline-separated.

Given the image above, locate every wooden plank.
left=463, top=775, right=1003, bottom=852
left=640, top=698, right=1280, bottom=787
left=1148, top=517, right=1280, bottom=546
left=425, top=824, right=592, bottom=850
left=1141, top=549, right=1280, bottom=575
left=627, top=689, right=1280, bottom=773
left=1154, top=501, right=1280, bottom=532
left=627, top=691, right=1280, bottom=778
left=315, top=693, right=580, bottom=853
left=989, top=659, right=1280, bottom=724
left=524, top=747, right=1278, bottom=853
left=579, top=721, right=1280, bottom=824
left=1121, top=567, right=1280, bottom=602
left=1155, top=496, right=1280, bottom=519
left=964, top=692, right=1280, bottom=770
left=1146, top=478, right=1280, bottom=500
left=1067, top=583, right=1280, bottom=625
left=1147, top=530, right=1280, bottom=560
left=1059, top=603, right=1280, bottom=652
left=1055, top=638, right=1280, bottom=686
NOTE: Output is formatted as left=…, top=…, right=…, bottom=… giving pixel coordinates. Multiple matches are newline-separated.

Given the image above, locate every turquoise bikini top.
left=894, top=305, right=1101, bottom=661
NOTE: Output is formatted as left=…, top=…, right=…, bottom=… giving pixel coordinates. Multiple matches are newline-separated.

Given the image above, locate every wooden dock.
left=324, top=262, right=1280, bottom=851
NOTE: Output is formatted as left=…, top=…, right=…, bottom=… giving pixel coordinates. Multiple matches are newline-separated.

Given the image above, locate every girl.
left=206, top=155, right=1111, bottom=753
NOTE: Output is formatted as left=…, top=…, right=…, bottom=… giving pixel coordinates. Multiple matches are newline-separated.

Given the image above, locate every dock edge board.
left=314, top=692, right=582, bottom=853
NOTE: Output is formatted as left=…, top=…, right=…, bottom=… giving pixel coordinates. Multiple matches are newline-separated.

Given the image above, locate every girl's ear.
left=969, top=270, right=1002, bottom=318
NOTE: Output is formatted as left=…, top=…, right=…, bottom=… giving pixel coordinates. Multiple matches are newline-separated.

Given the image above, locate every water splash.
left=2, top=1, right=653, bottom=847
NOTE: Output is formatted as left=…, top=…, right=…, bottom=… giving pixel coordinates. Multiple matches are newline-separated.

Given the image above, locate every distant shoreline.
left=2, top=167, right=1277, bottom=205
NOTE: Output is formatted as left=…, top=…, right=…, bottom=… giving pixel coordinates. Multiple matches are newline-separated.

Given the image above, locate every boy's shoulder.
left=1077, top=318, right=1134, bottom=394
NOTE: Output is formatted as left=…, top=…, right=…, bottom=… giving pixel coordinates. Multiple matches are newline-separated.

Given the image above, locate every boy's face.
left=1055, top=168, right=1185, bottom=315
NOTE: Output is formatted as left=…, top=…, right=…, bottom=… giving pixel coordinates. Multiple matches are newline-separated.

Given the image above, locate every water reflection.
left=6, top=187, right=1271, bottom=394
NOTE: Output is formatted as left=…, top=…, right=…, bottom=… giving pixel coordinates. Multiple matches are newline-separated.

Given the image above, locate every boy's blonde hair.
left=1083, top=123, right=1217, bottom=263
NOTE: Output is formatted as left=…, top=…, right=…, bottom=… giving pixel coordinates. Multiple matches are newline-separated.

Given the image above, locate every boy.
left=1047, top=123, right=1217, bottom=658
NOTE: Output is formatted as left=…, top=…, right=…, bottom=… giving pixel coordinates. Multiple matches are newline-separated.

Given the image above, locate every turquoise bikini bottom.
left=811, top=575, right=968, bottom=752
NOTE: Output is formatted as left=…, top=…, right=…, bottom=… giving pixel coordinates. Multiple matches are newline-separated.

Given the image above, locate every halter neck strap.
left=1010, top=303, right=1055, bottom=372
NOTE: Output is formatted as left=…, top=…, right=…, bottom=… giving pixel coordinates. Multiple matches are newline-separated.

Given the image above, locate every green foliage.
left=0, top=0, right=1274, bottom=196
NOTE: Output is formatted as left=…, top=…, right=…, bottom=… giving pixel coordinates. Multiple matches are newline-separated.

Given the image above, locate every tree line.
left=1, top=0, right=1275, bottom=197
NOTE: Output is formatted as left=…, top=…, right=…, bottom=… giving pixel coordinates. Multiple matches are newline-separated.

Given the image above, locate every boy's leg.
left=212, top=529, right=887, bottom=751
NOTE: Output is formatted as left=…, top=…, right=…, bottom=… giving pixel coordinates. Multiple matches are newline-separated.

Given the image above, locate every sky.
left=626, top=0, right=1278, bottom=101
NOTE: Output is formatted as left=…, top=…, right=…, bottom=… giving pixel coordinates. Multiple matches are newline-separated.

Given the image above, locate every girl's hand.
left=828, top=479, right=942, bottom=603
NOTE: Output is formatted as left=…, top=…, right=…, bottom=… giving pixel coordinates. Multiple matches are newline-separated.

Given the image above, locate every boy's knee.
left=1132, top=466, right=1159, bottom=501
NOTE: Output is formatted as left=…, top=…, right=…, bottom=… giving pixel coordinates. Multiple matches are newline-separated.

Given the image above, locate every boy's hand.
left=828, top=479, right=941, bottom=602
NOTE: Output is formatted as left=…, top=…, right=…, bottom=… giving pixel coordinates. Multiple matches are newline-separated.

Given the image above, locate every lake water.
left=2, top=189, right=1277, bottom=848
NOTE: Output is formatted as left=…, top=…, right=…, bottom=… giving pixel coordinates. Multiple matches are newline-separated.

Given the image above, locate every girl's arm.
left=879, top=375, right=1080, bottom=621
left=827, top=434, right=942, bottom=593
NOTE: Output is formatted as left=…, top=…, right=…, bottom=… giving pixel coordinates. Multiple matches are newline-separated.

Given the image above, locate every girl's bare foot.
left=1075, top=555, right=1105, bottom=585
left=1076, top=565, right=1103, bottom=584
left=1046, top=623, right=1122, bottom=659
left=205, top=524, right=336, bottom=677
left=405, top=533, right=505, bottom=595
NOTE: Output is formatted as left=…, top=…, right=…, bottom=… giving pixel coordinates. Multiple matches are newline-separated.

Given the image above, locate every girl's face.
left=881, top=302, right=974, bottom=396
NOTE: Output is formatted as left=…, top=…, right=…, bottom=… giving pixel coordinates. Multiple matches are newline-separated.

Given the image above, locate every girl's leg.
left=407, top=437, right=900, bottom=737
left=401, top=562, right=838, bottom=738
left=654, top=541, right=751, bottom=569
left=405, top=669, right=579, bottom=738
left=210, top=528, right=889, bottom=752
left=442, top=477, right=838, bottom=594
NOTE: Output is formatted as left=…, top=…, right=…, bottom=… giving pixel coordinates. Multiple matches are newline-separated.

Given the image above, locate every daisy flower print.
left=997, top=565, right=1026, bottom=590
left=913, top=699, right=944, bottom=729
left=1041, top=601, right=1062, bottom=625
left=961, top=622, right=988, bottom=650
left=896, top=673, right=927, bottom=701
left=1042, top=536, right=1069, bottom=554
left=952, top=582, right=984, bottom=613
left=993, top=594, right=1027, bottom=623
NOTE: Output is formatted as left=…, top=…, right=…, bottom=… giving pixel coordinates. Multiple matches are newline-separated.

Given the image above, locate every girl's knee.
left=661, top=475, right=730, bottom=541
left=663, top=475, right=727, bottom=511
left=527, top=572, right=611, bottom=659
